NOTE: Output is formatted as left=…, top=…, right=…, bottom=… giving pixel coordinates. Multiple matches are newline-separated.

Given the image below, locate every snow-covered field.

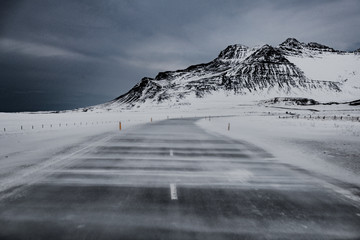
left=198, top=112, right=360, bottom=185
left=1, top=100, right=359, bottom=189
left=0, top=111, right=149, bottom=192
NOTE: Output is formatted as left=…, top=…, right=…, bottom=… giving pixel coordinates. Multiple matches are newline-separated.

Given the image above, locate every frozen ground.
left=0, top=101, right=359, bottom=239
left=198, top=106, right=360, bottom=183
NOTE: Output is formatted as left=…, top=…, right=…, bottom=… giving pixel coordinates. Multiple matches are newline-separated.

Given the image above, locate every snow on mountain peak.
left=95, top=38, right=360, bottom=110
left=217, top=44, right=251, bottom=61
left=244, top=44, right=289, bottom=64
left=279, top=38, right=341, bottom=56
left=306, top=42, right=336, bottom=52
left=280, top=38, right=302, bottom=49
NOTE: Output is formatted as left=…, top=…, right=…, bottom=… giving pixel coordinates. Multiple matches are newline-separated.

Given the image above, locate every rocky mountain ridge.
left=101, top=38, right=359, bottom=109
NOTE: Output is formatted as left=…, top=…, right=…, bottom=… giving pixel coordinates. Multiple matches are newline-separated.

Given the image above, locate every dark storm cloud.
left=1, top=0, right=360, bottom=111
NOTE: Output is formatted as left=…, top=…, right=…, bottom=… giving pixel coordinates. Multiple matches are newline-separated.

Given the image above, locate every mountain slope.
left=103, top=38, right=360, bottom=109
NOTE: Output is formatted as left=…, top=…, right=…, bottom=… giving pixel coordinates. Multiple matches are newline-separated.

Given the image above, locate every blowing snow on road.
left=0, top=117, right=359, bottom=239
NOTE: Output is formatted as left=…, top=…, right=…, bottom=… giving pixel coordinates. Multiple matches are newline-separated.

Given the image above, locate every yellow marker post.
left=119, top=121, right=122, bottom=131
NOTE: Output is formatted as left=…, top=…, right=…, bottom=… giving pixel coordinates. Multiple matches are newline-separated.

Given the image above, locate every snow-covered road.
left=0, top=118, right=359, bottom=239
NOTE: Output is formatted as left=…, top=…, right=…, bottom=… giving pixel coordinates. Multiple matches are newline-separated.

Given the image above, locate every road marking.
left=170, top=183, right=178, bottom=200
left=169, top=149, right=173, bottom=156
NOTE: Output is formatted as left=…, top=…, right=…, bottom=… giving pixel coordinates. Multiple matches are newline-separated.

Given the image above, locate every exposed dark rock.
left=349, top=99, right=360, bottom=106
left=263, top=97, right=320, bottom=105
left=106, top=38, right=351, bottom=108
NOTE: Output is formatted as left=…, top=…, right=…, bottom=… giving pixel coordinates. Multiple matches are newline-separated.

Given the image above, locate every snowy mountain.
left=102, top=38, right=360, bottom=109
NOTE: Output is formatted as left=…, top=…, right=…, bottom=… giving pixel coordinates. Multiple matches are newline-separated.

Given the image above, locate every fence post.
left=228, top=123, right=230, bottom=131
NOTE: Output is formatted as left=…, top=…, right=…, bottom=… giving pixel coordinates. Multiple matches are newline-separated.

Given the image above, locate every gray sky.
left=1, top=0, right=359, bottom=111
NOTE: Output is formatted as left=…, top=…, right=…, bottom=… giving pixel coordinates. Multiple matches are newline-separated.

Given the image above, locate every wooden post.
left=228, top=123, right=230, bottom=131
left=119, top=122, right=122, bottom=131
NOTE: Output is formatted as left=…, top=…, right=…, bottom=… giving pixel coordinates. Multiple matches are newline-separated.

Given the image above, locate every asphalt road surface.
left=0, top=118, right=359, bottom=239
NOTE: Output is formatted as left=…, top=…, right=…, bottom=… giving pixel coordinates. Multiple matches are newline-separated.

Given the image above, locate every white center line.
left=169, top=149, right=174, bottom=156
left=170, top=183, right=178, bottom=200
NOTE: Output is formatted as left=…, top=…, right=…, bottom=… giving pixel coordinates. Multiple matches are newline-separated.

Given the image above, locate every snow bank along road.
left=0, top=118, right=359, bottom=239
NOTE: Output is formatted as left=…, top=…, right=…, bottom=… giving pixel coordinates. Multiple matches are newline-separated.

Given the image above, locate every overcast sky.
left=1, top=0, right=359, bottom=111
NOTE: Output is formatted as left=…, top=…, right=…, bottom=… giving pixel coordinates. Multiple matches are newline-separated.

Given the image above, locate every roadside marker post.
left=119, top=122, right=122, bottom=131
left=228, top=123, right=230, bottom=131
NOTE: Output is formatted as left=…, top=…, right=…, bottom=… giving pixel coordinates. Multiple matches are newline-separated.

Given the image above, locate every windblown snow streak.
left=101, top=38, right=359, bottom=109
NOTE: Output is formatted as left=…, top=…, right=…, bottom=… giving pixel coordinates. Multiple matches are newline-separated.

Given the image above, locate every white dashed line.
left=170, top=183, right=178, bottom=200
